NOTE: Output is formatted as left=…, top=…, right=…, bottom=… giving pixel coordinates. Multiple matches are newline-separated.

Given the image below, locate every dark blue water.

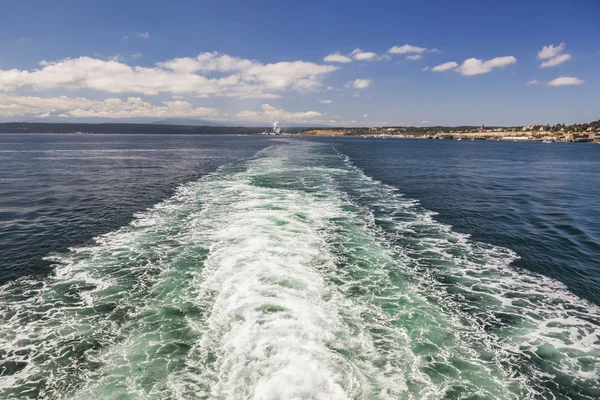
left=0, top=134, right=272, bottom=284
left=324, top=137, right=600, bottom=305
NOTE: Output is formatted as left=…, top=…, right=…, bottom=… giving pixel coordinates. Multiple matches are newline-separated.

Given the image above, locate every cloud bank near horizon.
left=0, top=42, right=588, bottom=124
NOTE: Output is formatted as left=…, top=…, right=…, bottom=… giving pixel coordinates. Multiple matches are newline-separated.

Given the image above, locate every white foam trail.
left=333, top=149, right=600, bottom=399
left=165, top=149, right=413, bottom=399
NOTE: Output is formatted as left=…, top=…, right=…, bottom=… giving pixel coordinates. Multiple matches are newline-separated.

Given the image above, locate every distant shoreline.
left=301, top=128, right=599, bottom=143
left=1, top=122, right=598, bottom=143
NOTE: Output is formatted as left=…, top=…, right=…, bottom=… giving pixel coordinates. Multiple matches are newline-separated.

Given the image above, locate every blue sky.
left=0, top=0, right=598, bottom=126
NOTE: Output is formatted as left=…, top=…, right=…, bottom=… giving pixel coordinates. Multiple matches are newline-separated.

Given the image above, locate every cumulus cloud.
left=540, top=53, right=571, bottom=68
left=388, top=44, right=432, bottom=54
left=430, top=56, right=516, bottom=75
left=350, top=48, right=377, bottom=61
left=235, top=103, right=321, bottom=122
left=538, top=43, right=565, bottom=59
left=422, top=66, right=430, bottom=71
left=131, top=52, right=142, bottom=60
left=431, top=61, right=458, bottom=72
left=137, top=32, right=150, bottom=39
left=0, top=93, right=219, bottom=118
left=319, top=99, right=332, bottom=104
left=346, top=78, right=372, bottom=89
left=455, top=56, right=516, bottom=75
left=0, top=52, right=338, bottom=98
left=547, top=76, right=584, bottom=86
left=406, top=55, right=422, bottom=61
left=325, top=48, right=388, bottom=63
left=324, top=53, right=352, bottom=63
left=526, top=79, right=540, bottom=85
left=538, top=43, right=571, bottom=68
left=0, top=95, right=330, bottom=124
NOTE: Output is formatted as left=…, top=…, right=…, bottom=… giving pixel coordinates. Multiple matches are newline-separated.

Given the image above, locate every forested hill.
left=0, top=123, right=277, bottom=135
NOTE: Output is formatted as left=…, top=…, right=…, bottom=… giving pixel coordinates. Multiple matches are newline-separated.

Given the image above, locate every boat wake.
left=1, top=141, right=599, bottom=399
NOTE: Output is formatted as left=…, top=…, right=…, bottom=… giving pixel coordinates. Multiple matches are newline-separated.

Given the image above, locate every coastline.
left=300, top=129, right=599, bottom=143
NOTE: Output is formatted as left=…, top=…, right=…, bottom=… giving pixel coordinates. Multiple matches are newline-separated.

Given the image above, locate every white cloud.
left=346, top=78, right=372, bottom=89
left=0, top=93, right=219, bottom=119
left=319, top=99, right=332, bottom=104
left=235, top=103, right=321, bottom=122
left=131, top=52, right=142, bottom=60
left=406, top=55, right=423, bottom=61
left=388, top=44, right=431, bottom=54
left=431, top=61, right=458, bottom=72
left=122, top=36, right=128, bottom=41
left=157, top=57, right=207, bottom=74
left=538, top=42, right=566, bottom=60
left=324, top=53, right=352, bottom=63
left=526, top=79, right=540, bottom=86
left=422, top=66, right=430, bottom=71
left=0, top=52, right=338, bottom=99
left=538, top=43, right=571, bottom=68
left=547, top=76, right=584, bottom=86
left=455, top=56, right=516, bottom=76
left=137, top=32, right=150, bottom=39
left=326, top=86, right=334, bottom=91
left=363, top=114, right=368, bottom=117
left=350, top=48, right=377, bottom=61
left=429, top=56, right=517, bottom=75
left=233, top=92, right=283, bottom=99
left=421, top=120, right=431, bottom=124
left=540, top=53, right=571, bottom=68
left=325, top=48, right=388, bottom=63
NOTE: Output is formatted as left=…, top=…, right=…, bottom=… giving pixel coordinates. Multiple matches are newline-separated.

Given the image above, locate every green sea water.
left=1, top=141, right=599, bottom=399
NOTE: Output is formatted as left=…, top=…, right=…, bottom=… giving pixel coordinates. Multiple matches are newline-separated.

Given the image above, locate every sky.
left=0, top=0, right=599, bottom=127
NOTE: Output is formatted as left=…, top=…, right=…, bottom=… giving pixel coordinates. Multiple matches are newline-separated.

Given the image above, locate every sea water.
left=0, top=136, right=599, bottom=399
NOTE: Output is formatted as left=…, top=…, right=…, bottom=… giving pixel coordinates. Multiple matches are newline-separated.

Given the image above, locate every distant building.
left=522, top=125, right=534, bottom=132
